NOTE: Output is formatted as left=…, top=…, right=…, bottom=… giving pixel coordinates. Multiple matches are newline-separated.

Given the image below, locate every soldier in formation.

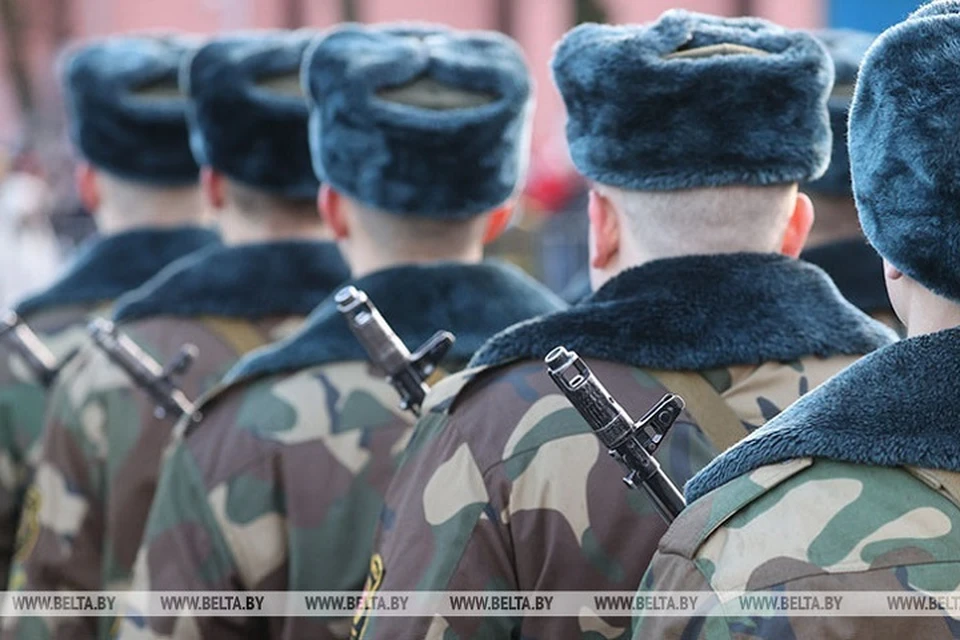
left=635, top=2, right=960, bottom=638
left=0, top=6, right=939, bottom=640
left=6, top=32, right=351, bottom=640
left=118, top=23, right=563, bottom=640
left=359, top=10, right=897, bottom=640
left=0, top=35, right=217, bottom=596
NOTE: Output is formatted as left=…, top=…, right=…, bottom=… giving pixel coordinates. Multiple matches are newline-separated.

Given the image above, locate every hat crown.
left=61, top=34, right=199, bottom=185
left=551, top=10, right=834, bottom=192
left=849, top=0, right=960, bottom=302
left=303, top=22, right=534, bottom=218
left=185, top=30, right=319, bottom=199
left=306, top=23, right=531, bottom=114
left=909, top=0, right=960, bottom=19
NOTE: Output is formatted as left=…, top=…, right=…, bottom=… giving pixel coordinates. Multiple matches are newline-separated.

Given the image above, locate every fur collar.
left=470, top=253, right=897, bottom=369
left=14, top=227, right=219, bottom=317
left=224, top=261, right=566, bottom=384
left=112, top=241, right=349, bottom=323
left=688, top=328, right=960, bottom=502
left=801, top=239, right=892, bottom=316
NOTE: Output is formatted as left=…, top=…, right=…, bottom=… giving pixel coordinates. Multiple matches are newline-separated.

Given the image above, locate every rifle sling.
left=198, top=317, right=269, bottom=356
left=648, top=369, right=749, bottom=453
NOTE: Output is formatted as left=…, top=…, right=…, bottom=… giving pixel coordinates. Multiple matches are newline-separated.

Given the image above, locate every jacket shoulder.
left=195, top=360, right=413, bottom=452
left=672, top=459, right=960, bottom=594
left=716, top=354, right=861, bottom=431
left=431, top=359, right=688, bottom=475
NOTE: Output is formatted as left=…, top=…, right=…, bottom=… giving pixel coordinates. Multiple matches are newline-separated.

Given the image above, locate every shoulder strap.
left=198, top=317, right=270, bottom=356
left=906, top=467, right=960, bottom=511
left=648, top=369, right=749, bottom=452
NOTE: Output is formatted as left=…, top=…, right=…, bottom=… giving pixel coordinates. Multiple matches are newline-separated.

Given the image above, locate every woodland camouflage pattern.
left=5, top=315, right=303, bottom=640
left=116, top=358, right=461, bottom=640
left=0, top=303, right=107, bottom=591
left=632, top=458, right=960, bottom=639
left=359, top=354, right=862, bottom=640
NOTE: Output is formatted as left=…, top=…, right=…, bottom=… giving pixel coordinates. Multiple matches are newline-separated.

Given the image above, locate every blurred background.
left=0, top=0, right=925, bottom=306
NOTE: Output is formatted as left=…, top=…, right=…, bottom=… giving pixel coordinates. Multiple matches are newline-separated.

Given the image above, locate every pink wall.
left=304, top=1, right=343, bottom=29
left=362, top=0, right=496, bottom=28
left=604, top=0, right=822, bottom=26
left=605, top=0, right=738, bottom=23
left=511, top=0, right=573, bottom=149
left=753, top=0, right=824, bottom=28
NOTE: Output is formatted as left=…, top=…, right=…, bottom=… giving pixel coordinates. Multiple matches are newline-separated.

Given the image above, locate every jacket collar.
left=470, top=253, right=897, bottom=370
left=112, top=241, right=348, bottom=323
left=14, top=227, right=219, bottom=317
left=687, top=328, right=960, bottom=502
left=224, top=260, right=566, bottom=384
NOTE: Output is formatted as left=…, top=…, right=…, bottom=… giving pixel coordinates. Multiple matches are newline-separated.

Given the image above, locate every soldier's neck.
left=904, top=302, right=960, bottom=338
left=348, top=247, right=484, bottom=279
left=219, top=218, right=333, bottom=246
left=96, top=191, right=207, bottom=234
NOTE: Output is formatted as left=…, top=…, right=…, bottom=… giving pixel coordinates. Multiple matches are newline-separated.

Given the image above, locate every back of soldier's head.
left=850, top=0, right=960, bottom=317
left=61, top=35, right=203, bottom=224
left=302, top=23, right=534, bottom=256
left=552, top=10, right=834, bottom=258
left=184, top=31, right=321, bottom=222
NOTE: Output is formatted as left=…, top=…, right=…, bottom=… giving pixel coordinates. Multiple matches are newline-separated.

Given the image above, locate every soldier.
left=117, top=24, right=564, bottom=640
left=0, top=36, right=217, bottom=591
left=634, top=3, right=960, bottom=638
left=358, top=11, right=899, bottom=640
left=3, top=32, right=351, bottom=640
left=799, top=29, right=902, bottom=332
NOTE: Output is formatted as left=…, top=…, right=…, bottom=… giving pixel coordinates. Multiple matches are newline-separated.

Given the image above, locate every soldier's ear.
left=482, top=204, right=513, bottom=245
left=588, top=188, right=620, bottom=269
left=75, top=163, right=101, bottom=214
left=780, top=192, right=814, bottom=258
left=200, top=168, right=226, bottom=211
left=319, top=184, right=350, bottom=240
left=884, top=260, right=904, bottom=281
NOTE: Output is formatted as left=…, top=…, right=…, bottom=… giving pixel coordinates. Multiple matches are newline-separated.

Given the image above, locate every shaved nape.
left=347, top=197, right=489, bottom=259
left=225, top=180, right=317, bottom=220
left=96, top=170, right=204, bottom=229
left=595, top=182, right=799, bottom=259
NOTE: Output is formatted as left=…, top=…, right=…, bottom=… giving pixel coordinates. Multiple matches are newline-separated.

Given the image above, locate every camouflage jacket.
left=8, top=241, right=347, bottom=640
left=116, top=261, right=565, bottom=640
left=801, top=240, right=904, bottom=334
left=358, top=253, right=898, bottom=640
left=634, top=327, right=960, bottom=640
left=0, top=227, right=217, bottom=593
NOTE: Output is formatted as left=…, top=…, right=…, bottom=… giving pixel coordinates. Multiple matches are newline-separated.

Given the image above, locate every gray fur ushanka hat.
left=805, top=29, right=876, bottom=197
left=184, top=31, right=319, bottom=200
left=302, top=23, right=534, bottom=219
left=61, top=35, right=199, bottom=185
left=850, top=0, right=960, bottom=303
left=552, top=10, right=834, bottom=191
